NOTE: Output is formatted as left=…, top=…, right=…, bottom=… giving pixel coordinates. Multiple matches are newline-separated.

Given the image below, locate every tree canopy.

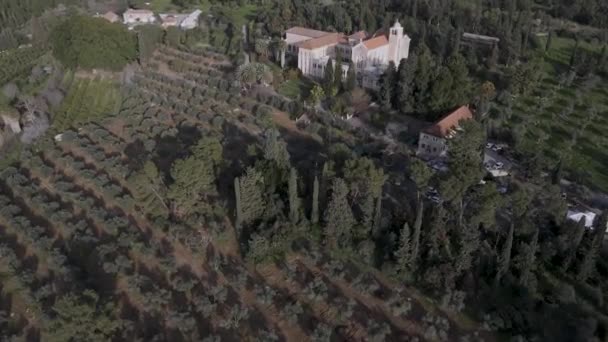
left=51, top=16, right=137, bottom=71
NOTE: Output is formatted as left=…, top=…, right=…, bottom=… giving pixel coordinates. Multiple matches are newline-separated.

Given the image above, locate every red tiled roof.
left=125, top=9, right=154, bottom=14
left=349, top=31, right=368, bottom=40
left=424, top=105, right=474, bottom=138
left=103, top=11, right=119, bottom=22
left=296, top=33, right=344, bottom=50
left=286, top=27, right=329, bottom=39
left=363, top=35, right=388, bottom=50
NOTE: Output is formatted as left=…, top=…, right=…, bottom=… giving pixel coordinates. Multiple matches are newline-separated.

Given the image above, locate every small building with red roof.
left=417, top=105, right=474, bottom=158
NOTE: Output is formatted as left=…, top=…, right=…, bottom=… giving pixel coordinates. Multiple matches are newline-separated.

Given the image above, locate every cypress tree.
left=562, top=217, right=586, bottom=272
left=289, top=168, right=299, bottom=224
left=334, top=49, right=343, bottom=92
left=494, top=221, right=514, bottom=286
left=551, top=159, right=563, bottom=185
left=519, top=227, right=539, bottom=289
left=312, top=175, right=320, bottom=224
left=395, top=55, right=417, bottom=114
left=345, top=62, right=357, bottom=91
left=487, top=44, right=499, bottom=69
left=240, top=167, right=265, bottom=225
left=545, top=31, right=553, bottom=52
left=372, top=189, right=382, bottom=235
left=323, top=58, right=336, bottom=96
left=395, top=221, right=412, bottom=274
left=411, top=196, right=423, bottom=269
left=379, top=61, right=397, bottom=109
left=412, top=43, right=434, bottom=113
left=577, top=211, right=607, bottom=282
left=234, top=177, right=242, bottom=228
left=324, top=178, right=355, bottom=249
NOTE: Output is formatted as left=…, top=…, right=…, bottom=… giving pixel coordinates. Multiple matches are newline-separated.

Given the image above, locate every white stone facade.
left=285, top=22, right=411, bottom=89
left=123, top=9, right=156, bottom=25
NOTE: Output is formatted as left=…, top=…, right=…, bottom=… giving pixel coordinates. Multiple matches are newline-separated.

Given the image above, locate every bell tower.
left=388, top=21, right=403, bottom=65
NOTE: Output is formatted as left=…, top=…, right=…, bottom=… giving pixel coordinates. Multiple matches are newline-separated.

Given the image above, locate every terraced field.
left=0, top=46, right=490, bottom=341
left=492, top=35, right=608, bottom=191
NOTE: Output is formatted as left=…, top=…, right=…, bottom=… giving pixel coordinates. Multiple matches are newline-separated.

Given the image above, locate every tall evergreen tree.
left=395, top=55, right=417, bottom=114
left=409, top=159, right=432, bottom=268
left=323, top=58, right=336, bottom=96
left=495, top=222, right=514, bottom=286
left=412, top=43, right=434, bottom=113
left=395, top=221, right=412, bottom=275
left=378, top=61, right=397, bottom=109
left=562, top=218, right=586, bottom=272
left=518, top=225, right=539, bottom=289
left=289, top=168, right=299, bottom=224
left=577, top=211, right=607, bottom=282
left=239, top=167, right=266, bottom=225
left=234, top=177, right=243, bottom=228
left=428, top=66, right=454, bottom=112
left=545, top=31, right=553, bottom=51
left=324, top=178, right=355, bottom=249
left=445, top=52, right=471, bottom=107
left=130, top=161, right=168, bottom=219
left=334, top=49, right=343, bottom=92
left=345, top=62, right=357, bottom=91
left=312, top=175, right=320, bottom=224
left=487, top=44, right=499, bottom=70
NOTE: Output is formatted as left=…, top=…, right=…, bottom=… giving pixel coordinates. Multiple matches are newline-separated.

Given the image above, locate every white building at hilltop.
left=284, top=21, right=411, bottom=89
left=123, top=9, right=156, bottom=25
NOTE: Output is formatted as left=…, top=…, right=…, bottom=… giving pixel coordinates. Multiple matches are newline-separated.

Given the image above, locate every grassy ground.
left=277, top=78, right=315, bottom=100
left=53, top=76, right=121, bottom=131
left=493, top=35, right=608, bottom=191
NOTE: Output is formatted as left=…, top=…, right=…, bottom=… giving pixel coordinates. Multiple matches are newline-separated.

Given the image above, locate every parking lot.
left=484, top=142, right=512, bottom=177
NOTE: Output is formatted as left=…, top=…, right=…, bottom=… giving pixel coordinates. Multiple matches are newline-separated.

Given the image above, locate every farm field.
left=52, top=74, right=122, bottom=131
left=492, top=35, right=608, bottom=191
left=0, top=46, right=489, bottom=340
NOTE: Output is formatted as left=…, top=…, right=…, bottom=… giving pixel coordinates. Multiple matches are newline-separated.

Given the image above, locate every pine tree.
left=289, top=168, right=299, bottom=224
left=428, top=66, right=454, bottom=112
left=324, top=178, right=355, bottom=249
left=345, top=62, right=357, bottom=91
left=494, top=221, right=514, bottom=286
left=312, top=175, right=320, bottom=224
left=395, top=221, right=412, bottom=274
left=130, top=161, right=168, bottom=219
left=562, top=218, right=586, bottom=272
left=445, top=52, right=471, bottom=107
